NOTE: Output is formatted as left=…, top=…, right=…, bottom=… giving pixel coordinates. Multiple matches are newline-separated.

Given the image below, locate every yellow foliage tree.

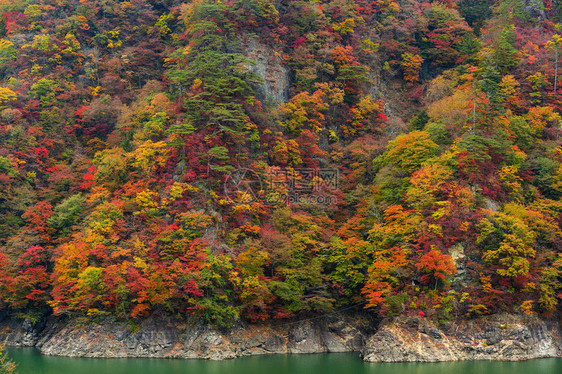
left=401, top=53, right=424, bottom=83
left=0, top=87, right=16, bottom=108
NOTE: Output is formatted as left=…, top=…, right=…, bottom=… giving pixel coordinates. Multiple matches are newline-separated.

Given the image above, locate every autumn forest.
left=0, top=0, right=560, bottom=330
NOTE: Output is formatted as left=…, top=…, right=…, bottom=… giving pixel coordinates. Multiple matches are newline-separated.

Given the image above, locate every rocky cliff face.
left=0, top=313, right=370, bottom=360
left=1, top=314, right=561, bottom=362
left=0, top=316, right=47, bottom=347
left=240, top=37, right=290, bottom=108
left=362, top=315, right=562, bottom=362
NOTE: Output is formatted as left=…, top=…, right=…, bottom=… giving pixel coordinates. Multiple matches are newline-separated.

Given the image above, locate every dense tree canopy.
left=0, top=0, right=560, bottom=328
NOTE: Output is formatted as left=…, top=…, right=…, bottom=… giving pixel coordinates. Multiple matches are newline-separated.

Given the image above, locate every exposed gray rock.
left=0, top=316, right=46, bottom=347
left=362, top=315, right=562, bottom=362
left=1, top=313, right=560, bottom=362
left=0, top=313, right=367, bottom=360
left=241, top=36, right=290, bottom=108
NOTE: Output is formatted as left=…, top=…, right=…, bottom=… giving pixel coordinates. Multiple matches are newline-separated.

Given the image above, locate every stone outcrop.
left=362, top=314, right=562, bottom=362
left=240, top=36, right=290, bottom=107
left=0, top=313, right=370, bottom=360
left=1, top=313, right=561, bottom=362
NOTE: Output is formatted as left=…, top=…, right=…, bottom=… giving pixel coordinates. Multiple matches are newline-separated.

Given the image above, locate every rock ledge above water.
left=1, top=313, right=560, bottom=362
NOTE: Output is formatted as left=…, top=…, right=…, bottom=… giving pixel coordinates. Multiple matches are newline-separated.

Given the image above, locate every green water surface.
left=7, top=348, right=562, bottom=374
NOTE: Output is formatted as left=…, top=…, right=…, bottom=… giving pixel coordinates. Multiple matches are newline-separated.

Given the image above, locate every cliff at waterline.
left=0, top=0, right=560, bottom=358
left=0, top=314, right=561, bottom=362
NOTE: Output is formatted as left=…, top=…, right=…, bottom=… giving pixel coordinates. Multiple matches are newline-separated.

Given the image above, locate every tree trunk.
left=555, top=50, right=558, bottom=95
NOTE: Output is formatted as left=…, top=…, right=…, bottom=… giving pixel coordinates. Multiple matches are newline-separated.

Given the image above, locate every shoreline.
left=1, top=313, right=560, bottom=362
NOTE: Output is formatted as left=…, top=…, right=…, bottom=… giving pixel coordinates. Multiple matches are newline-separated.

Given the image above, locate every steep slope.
left=0, top=0, right=559, bottom=333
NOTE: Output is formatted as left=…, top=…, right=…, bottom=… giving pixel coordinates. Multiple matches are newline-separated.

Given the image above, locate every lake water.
left=7, top=348, right=562, bottom=374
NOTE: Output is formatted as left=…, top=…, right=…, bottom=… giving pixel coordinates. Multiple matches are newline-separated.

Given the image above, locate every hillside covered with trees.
left=0, top=0, right=560, bottom=329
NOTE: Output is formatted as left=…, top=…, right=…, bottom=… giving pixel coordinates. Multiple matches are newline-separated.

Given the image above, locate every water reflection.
left=7, top=348, right=562, bottom=374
